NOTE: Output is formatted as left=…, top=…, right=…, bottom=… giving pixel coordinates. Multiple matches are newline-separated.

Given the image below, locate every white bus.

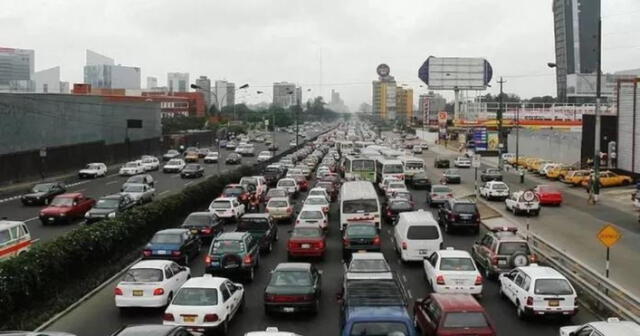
left=343, top=155, right=377, bottom=182
left=400, top=156, right=425, bottom=180
left=375, top=158, right=405, bottom=187
left=339, top=181, right=381, bottom=231
left=336, top=140, right=355, bottom=155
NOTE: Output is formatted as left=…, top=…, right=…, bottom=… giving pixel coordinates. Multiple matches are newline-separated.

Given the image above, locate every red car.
left=39, top=193, right=96, bottom=225
left=414, top=293, right=496, bottom=336
left=287, top=225, right=326, bottom=259
left=291, top=174, right=309, bottom=192
left=221, top=184, right=251, bottom=204
left=534, top=184, right=563, bottom=205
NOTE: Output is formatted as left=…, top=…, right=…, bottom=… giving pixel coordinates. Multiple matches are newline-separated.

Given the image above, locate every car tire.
left=219, top=318, right=229, bottom=336
left=183, top=255, right=189, bottom=266
left=483, top=267, right=494, bottom=280
left=516, top=303, right=527, bottom=320
left=165, top=292, right=173, bottom=307
left=246, top=267, right=255, bottom=282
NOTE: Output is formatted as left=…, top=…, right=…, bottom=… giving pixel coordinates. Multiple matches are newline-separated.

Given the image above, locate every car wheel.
left=516, top=303, right=527, bottom=320
left=219, top=318, right=229, bottom=336
left=165, top=292, right=173, bottom=307
left=183, top=254, right=189, bottom=266
left=246, top=267, right=255, bottom=282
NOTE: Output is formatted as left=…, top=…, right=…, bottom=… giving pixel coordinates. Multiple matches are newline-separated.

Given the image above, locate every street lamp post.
left=191, top=83, right=249, bottom=123
left=233, top=84, right=249, bottom=122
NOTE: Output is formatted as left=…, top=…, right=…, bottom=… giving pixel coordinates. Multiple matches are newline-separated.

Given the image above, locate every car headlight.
left=59, top=212, right=66, bottom=217
left=85, top=212, right=91, bottom=218
left=108, top=212, right=116, bottom=218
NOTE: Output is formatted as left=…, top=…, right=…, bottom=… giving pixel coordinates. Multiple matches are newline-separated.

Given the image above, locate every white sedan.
left=121, top=183, right=156, bottom=204
left=163, top=159, right=186, bottom=173
left=423, top=248, right=483, bottom=296
left=163, top=275, right=244, bottom=335
left=119, top=161, right=145, bottom=176
left=479, top=181, right=510, bottom=201
left=257, top=151, right=273, bottom=162
left=115, top=260, right=190, bottom=309
left=141, top=156, right=160, bottom=171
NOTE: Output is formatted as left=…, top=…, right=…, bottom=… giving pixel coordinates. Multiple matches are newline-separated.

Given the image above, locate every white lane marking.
left=402, top=274, right=408, bottom=283
left=0, top=196, right=21, bottom=203
left=67, top=180, right=90, bottom=188
left=24, top=217, right=39, bottom=222
left=105, top=180, right=118, bottom=185
left=184, top=181, right=194, bottom=187
left=407, top=289, right=413, bottom=299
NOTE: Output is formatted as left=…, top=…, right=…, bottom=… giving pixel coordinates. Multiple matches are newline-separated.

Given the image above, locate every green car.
left=236, top=213, right=278, bottom=254
left=264, top=262, right=322, bottom=315
left=205, top=232, right=260, bottom=282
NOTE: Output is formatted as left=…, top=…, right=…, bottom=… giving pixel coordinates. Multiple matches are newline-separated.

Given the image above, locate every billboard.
left=418, top=56, right=493, bottom=90
left=473, top=128, right=488, bottom=151
left=487, top=131, right=499, bottom=151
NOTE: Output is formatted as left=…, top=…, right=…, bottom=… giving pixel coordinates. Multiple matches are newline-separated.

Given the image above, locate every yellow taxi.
left=561, top=170, right=591, bottom=186
left=530, top=160, right=553, bottom=173
left=184, top=151, right=199, bottom=163
left=524, top=158, right=544, bottom=171
left=546, top=164, right=575, bottom=180
left=580, top=171, right=633, bottom=188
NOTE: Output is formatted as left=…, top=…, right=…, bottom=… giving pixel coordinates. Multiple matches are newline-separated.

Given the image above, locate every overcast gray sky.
left=4, top=0, right=640, bottom=110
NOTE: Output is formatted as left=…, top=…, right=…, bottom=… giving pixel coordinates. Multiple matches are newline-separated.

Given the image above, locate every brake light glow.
left=372, top=236, right=381, bottom=246
left=114, top=287, right=123, bottom=296
left=201, top=228, right=212, bottom=234
left=436, top=275, right=445, bottom=285
left=163, top=313, right=174, bottom=321
left=526, top=296, right=534, bottom=306
left=204, top=314, right=219, bottom=322
left=530, top=254, right=538, bottom=263
left=343, top=238, right=350, bottom=247
left=143, top=250, right=151, bottom=257
left=205, top=255, right=211, bottom=264
left=153, top=288, right=165, bottom=296
left=243, top=254, right=252, bottom=265
left=401, top=241, right=407, bottom=250
left=171, top=250, right=182, bottom=257
left=474, top=275, right=483, bottom=286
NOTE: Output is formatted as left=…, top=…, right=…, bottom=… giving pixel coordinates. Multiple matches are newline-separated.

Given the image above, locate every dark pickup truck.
left=263, top=165, right=285, bottom=186
left=235, top=213, right=278, bottom=254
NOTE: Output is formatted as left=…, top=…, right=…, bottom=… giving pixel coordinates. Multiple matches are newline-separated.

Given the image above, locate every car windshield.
left=300, top=211, right=323, bottom=220
left=212, top=240, right=243, bottom=253
left=407, top=226, right=440, bottom=240
left=346, top=224, right=376, bottom=236
left=406, top=162, right=423, bottom=169
left=123, top=185, right=144, bottom=193
left=268, top=200, right=288, bottom=208
left=125, top=162, right=138, bottom=168
left=150, top=233, right=182, bottom=244
left=278, top=180, right=295, bottom=187
left=32, top=183, right=54, bottom=192
left=50, top=197, right=73, bottom=207
left=127, top=176, right=145, bottom=183
left=454, top=204, right=476, bottom=213
left=349, top=322, right=408, bottom=336
left=185, top=164, right=199, bottom=171
left=167, top=159, right=182, bottom=165
left=498, top=242, right=531, bottom=255
left=269, top=271, right=312, bottom=287
left=167, top=150, right=178, bottom=155
left=534, top=279, right=574, bottom=295
left=95, top=199, right=119, bottom=209
left=349, top=259, right=390, bottom=273
left=343, top=199, right=378, bottom=213
left=390, top=200, right=413, bottom=210
left=237, top=218, right=269, bottom=231
left=432, top=186, right=451, bottom=193
left=305, top=198, right=327, bottom=206
left=211, top=201, right=231, bottom=209
left=442, top=312, right=489, bottom=328
left=182, top=214, right=211, bottom=227
left=123, top=268, right=163, bottom=282
left=291, top=227, right=322, bottom=238
left=223, top=187, right=243, bottom=196
left=439, top=257, right=476, bottom=271
left=383, top=164, right=403, bottom=174
left=172, top=288, right=218, bottom=306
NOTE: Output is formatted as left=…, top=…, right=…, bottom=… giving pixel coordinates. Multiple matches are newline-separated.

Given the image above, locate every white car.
left=393, top=210, right=443, bottom=262
left=412, top=145, right=423, bottom=154
left=141, top=156, right=160, bottom=171
left=120, top=183, right=156, bottom=204
left=78, top=162, right=107, bottom=178
left=454, top=157, right=471, bottom=168
left=303, top=196, right=330, bottom=215
left=316, top=167, right=331, bottom=179
left=423, top=248, right=483, bottom=295
left=163, top=274, right=244, bottom=335
left=499, top=264, right=578, bottom=320
left=285, top=168, right=303, bottom=177
left=380, top=176, right=402, bottom=194
left=289, top=140, right=297, bottom=147
left=560, top=317, right=640, bottom=336
left=308, top=187, right=330, bottom=202
left=479, top=181, right=510, bottom=201
left=257, top=151, right=273, bottom=162
left=239, top=176, right=268, bottom=198
left=226, top=141, right=237, bottom=149
left=115, top=260, right=190, bottom=309
left=163, top=159, right=186, bottom=173
left=345, top=252, right=393, bottom=280
left=295, top=207, right=327, bottom=230
left=505, top=190, right=541, bottom=216
left=208, top=197, right=245, bottom=221
left=245, top=327, right=302, bottom=336
left=385, top=181, right=408, bottom=199
left=119, top=161, right=145, bottom=176
left=204, top=152, right=219, bottom=163
left=276, top=178, right=299, bottom=197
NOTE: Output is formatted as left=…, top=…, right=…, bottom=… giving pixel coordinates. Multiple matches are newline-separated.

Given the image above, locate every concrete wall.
left=507, top=128, right=582, bottom=165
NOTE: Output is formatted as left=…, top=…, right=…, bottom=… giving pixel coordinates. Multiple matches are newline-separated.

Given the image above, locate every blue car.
left=143, top=228, right=201, bottom=265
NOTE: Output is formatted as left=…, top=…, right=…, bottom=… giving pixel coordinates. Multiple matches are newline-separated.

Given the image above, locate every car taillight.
left=287, top=207, right=293, bottom=213
left=373, top=236, right=381, bottom=246
left=474, top=275, right=483, bottom=285
left=436, top=275, right=445, bottom=285
left=153, top=288, right=165, bottom=296
left=491, top=255, right=499, bottom=265
left=243, top=254, right=252, bottom=264
left=143, top=250, right=152, bottom=257
left=447, top=193, right=453, bottom=198
left=323, top=206, right=328, bottom=212
left=114, top=287, right=123, bottom=296
left=343, top=238, right=350, bottom=247
left=431, top=193, right=437, bottom=197
left=401, top=241, right=407, bottom=250
left=201, top=228, right=212, bottom=234
left=288, top=241, right=295, bottom=249
left=526, top=296, right=534, bottom=306
left=163, top=313, right=174, bottom=321
left=171, top=250, right=182, bottom=257
left=317, top=241, right=325, bottom=249
left=205, top=255, right=211, bottom=264
left=204, top=314, right=219, bottom=322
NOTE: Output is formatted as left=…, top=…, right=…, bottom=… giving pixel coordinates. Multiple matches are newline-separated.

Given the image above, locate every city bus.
left=343, top=155, right=377, bottom=182
left=400, top=156, right=425, bottom=181
left=375, top=158, right=405, bottom=188
left=336, top=140, right=355, bottom=155
left=339, top=181, right=381, bottom=231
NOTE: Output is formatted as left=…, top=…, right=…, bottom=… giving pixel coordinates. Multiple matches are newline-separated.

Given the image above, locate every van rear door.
left=405, top=225, right=442, bottom=258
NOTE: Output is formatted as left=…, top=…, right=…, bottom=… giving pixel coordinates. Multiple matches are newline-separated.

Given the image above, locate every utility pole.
left=593, top=19, right=602, bottom=202
left=497, top=77, right=506, bottom=171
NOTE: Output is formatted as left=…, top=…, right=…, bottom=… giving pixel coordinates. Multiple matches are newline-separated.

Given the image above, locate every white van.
left=0, top=220, right=32, bottom=261
left=393, top=210, right=443, bottom=262
left=339, top=181, right=381, bottom=231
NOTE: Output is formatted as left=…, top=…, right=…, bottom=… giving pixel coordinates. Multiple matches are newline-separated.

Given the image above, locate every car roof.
left=436, top=249, right=473, bottom=258
left=452, top=199, right=475, bottom=205
left=431, top=293, right=484, bottom=312
left=218, top=232, right=249, bottom=240
left=351, top=252, right=385, bottom=260
left=156, top=228, right=189, bottom=235
left=182, top=274, right=227, bottom=288
left=268, top=197, right=290, bottom=202
left=214, top=197, right=236, bottom=202
left=587, top=319, right=640, bottom=334
left=274, top=262, right=311, bottom=271
left=188, top=211, right=212, bottom=217
left=131, top=259, right=174, bottom=269
left=0, top=220, right=26, bottom=230
left=398, top=210, right=436, bottom=223
left=517, top=264, right=565, bottom=278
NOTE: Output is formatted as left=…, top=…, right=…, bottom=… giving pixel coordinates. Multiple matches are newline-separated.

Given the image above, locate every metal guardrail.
left=530, top=232, right=640, bottom=323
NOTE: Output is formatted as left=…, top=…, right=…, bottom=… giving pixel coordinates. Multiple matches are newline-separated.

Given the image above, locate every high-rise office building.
left=213, top=80, right=235, bottom=109
left=195, top=76, right=212, bottom=107
left=552, top=0, right=600, bottom=102
left=328, top=89, right=348, bottom=113
left=273, top=82, right=299, bottom=108
left=372, top=78, right=396, bottom=120
left=0, top=46, right=35, bottom=91
left=33, top=66, right=60, bottom=93
left=84, top=50, right=140, bottom=89
left=146, top=76, right=158, bottom=89
left=168, top=72, right=189, bottom=93
left=396, top=87, right=413, bottom=123
left=226, top=82, right=236, bottom=107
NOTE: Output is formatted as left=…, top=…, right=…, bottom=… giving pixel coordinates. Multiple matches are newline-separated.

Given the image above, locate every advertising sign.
left=487, top=132, right=499, bottom=151
left=418, top=56, right=493, bottom=90
left=473, top=128, right=488, bottom=151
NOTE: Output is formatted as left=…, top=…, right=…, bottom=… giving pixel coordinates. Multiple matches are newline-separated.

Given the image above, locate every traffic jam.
left=5, top=122, right=636, bottom=336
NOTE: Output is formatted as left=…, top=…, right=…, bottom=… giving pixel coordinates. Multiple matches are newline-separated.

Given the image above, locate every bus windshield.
left=351, top=159, right=375, bottom=172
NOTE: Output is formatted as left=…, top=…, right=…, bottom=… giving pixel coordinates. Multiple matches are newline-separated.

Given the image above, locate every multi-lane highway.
left=45, top=138, right=597, bottom=336
left=0, top=131, right=308, bottom=244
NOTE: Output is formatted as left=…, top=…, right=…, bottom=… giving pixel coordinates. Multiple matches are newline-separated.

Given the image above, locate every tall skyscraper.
left=146, top=76, right=158, bottom=89
left=0, top=46, right=35, bottom=91
left=84, top=50, right=140, bottom=89
left=396, top=87, right=413, bottom=124
left=213, top=80, right=235, bottom=109
left=272, top=82, right=298, bottom=108
left=167, top=72, right=189, bottom=93
left=195, top=75, right=211, bottom=107
left=552, top=0, right=600, bottom=102
left=226, top=82, right=236, bottom=107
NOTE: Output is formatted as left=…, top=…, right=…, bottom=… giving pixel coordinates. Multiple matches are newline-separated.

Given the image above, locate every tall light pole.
left=233, top=83, right=249, bottom=122
left=191, top=83, right=249, bottom=123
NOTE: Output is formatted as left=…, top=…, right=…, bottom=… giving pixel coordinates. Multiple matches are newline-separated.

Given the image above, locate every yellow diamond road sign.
left=597, top=224, right=622, bottom=248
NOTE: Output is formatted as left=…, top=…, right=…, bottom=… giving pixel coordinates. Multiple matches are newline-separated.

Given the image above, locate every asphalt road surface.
left=46, top=144, right=597, bottom=336
left=0, top=131, right=312, bottom=244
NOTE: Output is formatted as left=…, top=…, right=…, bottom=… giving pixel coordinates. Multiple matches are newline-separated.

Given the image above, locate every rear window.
left=534, top=279, right=574, bottom=295
left=268, top=200, right=288, bottom=208
left=442, top=312, right=489, bottom=329
left=453, top=203, right=477, bottom=213
left=349, top=259, right=390, bottom=273
left=211, top=201, right=231, bottom=209
left=150, top=233, right=182, bottom=244
left=269, top=270, right=312, bottom=287
left=212, top=240, right=244, bottom=253
left=182, top=214, right=212, bottom=227
left=498, top=242, right=531, bottom=255
left=349, top=322, right=408, bottom=336
left=291, top=227, right=322, bottom=238
left=278, top=180, right=295, bottom=187
left=300, top=211, right=323, bottom=220
left=123, top=268, right=163, bottom=282
left=346, top=224, right=377, bottom=236
left=305, top=198, right=328, bottom=205
left=406, top=162, right=423, bottom=169
left=223, top=187, right=243, bottom=195
left=492, top=183, right=508, bottom=190
left=172, top=288, right=218, bottom=306
left=343, top=199, right=378, bottom=213
left=390, top=200, right=413, bottom=210
left=432, top=187, right=451, bottom=193
left=237, top=218, right=269, bottom=231
left=439, top=257, right=476, bottom=271
left=407, top=226, right=440, bottom=240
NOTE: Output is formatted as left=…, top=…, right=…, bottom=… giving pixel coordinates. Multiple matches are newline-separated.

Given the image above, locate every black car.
left=264, top=165, right=285, bottom=186
left=443, top=169, right=461, bottom=184
left=236, top=214, right=278, bottom=254
left=21, top=181, right=66, bottom=206
left=480, top=168, right=503, bottom=182
left=341, top=222, right=381, bottom=259
left=434, top=158, right=450, bottom=168
left=205, top=232, right=260, bottom=281
left=180, top=211, right=223, bottom=242
left=384, top=198, right=415, bottom=224
left=409, top=172, right=431, bottom=190
left=225, top=153, right=242, bottom=164
left=180, top=164, right=204, bottom=178
left=84, top=194, right=136, bottom=224
left=437, top=199, right=481, bottom=234
left=143, top=228, right=202, bottom=265
left=264, top=262, right=322, bottom=315
left=110, top=325, right=193, bottom=336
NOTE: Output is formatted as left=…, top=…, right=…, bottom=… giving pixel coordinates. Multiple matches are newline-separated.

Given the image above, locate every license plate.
left=191, top=229, right=198, bottom=234
left=48, top=217, right=55, bottom=222
left=498, top=260, right=507, bottom=265
left=454, top=280, right=465, bottom=285
left=460, top=215, right=471, bottom=219
left=211, top=261, right=220, bottom=267
left=301, top=244, right=311, bottom=249
left=283, top=307, right=295, bottom=313
left=182, top=315, right=196, bottom=323
left=419, top=250, right=429, bottom=255
left=549, top=300, right=559, bottom=307
left=132, top=290, right=143, bottom=296
left=157, top=250, right=167, bottom=255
